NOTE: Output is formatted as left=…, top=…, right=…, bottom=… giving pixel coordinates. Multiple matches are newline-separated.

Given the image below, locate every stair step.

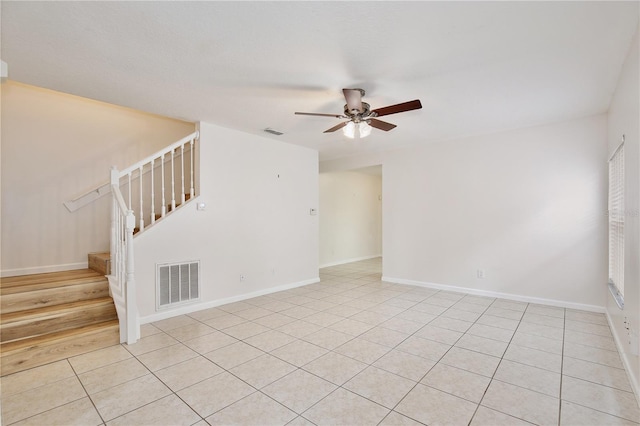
left=1, top=269, right=104, bottom=289
left=0, top=320, right=120, bottom=376
left=1, top=270, right=109, bottom=314
left=1, top=297, right=117, bottom=343
left=88, top=252, right=110, bottom=275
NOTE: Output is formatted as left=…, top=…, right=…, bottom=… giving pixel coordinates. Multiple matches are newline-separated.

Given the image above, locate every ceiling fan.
left=295, top=88, right=422, bottom=138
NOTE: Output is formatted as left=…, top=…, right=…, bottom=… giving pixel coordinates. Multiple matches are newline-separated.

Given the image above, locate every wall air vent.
left=264, top=128, right=284, bottom=136
left=157, top=261, right=200, bottom=309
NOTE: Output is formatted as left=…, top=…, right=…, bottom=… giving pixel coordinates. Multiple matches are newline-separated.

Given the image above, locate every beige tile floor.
left=2, top=257, right=639, bottom=425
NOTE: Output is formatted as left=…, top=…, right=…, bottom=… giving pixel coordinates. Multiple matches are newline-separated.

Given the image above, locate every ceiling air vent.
left=264, top=128, right=284, bottom=136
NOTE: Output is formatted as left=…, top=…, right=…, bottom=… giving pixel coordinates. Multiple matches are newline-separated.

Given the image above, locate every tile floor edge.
left=605, top=310, right=640, bottom=408
left=138, top=276, right=321, bottom=324
left=381, top=276, right=605, bottom=313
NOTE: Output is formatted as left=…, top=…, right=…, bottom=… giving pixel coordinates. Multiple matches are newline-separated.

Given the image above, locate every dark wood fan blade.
left=295, top=112, right=344, bottom=118
left=343, top=88, right=363, bottom=113
left=371, top=99, right=422, bottom=117
left=324, top=122, right=348, bottom=133
left=369, top=119, right=397, bottom=131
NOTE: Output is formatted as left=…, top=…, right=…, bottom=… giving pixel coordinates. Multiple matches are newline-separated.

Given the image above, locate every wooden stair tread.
left=1, top=283, right=110, bottom=315
left=88, top=252, right=110, bottom=275
left=1, top=319, right=119, bottom=352
left=1, top=297, right=117, bottom=344
left=1, top=271, right=107, bottom=295
left=1, top=297, right=115, bottom=324
left=1, top=269, right=102, bottom=288
left=88, top=252, right=110, bottom=261
left=1, top=320, right=120, bottom=376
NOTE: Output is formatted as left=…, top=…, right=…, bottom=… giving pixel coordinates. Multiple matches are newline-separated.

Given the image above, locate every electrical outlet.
left=477, top=269, right=485, bottom=279
left=240, top=274, right=245, bottom=282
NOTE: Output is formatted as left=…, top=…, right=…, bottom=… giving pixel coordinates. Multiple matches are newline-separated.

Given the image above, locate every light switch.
left=310, top=208, right=317, bottom=216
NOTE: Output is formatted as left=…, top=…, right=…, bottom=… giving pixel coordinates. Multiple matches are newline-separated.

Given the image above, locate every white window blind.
left=608, top=142, right=624, bottom=303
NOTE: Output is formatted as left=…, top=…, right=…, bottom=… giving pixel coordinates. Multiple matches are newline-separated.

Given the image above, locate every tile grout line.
left=268, top=270, right=432, bottom=423
left=558, top=308, right=567, bottom=426
left=66, top=358, right=108, bottom=426
left=377, top=292, right=496, bottom=425
left=3, top=358, right=105, bottom=426
left=462, top=299, right=529, bottom=425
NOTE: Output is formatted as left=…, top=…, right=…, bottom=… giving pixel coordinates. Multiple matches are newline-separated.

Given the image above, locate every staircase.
left=0, top=131, right=200, bottom=376
left=0, top=266, right=119, bottom=376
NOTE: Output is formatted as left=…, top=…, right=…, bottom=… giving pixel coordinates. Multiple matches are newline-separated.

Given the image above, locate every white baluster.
left=190, top=138, right=195, bottom=198
left=181, top=144, right=186, bottom=204
left=110, top=197, right=116, bottom=277
left=171, top=149, right=176, bottom=211
left=127, top=173, right=132, bottom=210
left=116, top=211, right=122, bottom=291
left=120, top=216, right=124, bottom=291
left=110, top=167, right=119, bottom=277
left=138, top=165, right=144, bottom=232
left=161, top=154, right=166, bottom=218
left=150, top=159, right=155, bottom=225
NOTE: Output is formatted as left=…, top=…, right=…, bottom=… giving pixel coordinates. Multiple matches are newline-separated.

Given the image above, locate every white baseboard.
left=320, top=254, right=382, bottom=269
left=139, top=276, right=320, bottom=324
left=605, top=311, right=640, bottom=407
left=1, top=262, right=89, bottom=277
left=381, top=276, right=605, bottom=313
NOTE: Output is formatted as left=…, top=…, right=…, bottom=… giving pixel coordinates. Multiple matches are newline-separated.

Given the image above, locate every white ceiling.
left=2, top=2, right=638, bottom=161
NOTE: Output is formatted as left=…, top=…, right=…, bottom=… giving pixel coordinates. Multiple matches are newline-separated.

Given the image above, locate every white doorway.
left=318, top=165, right=382, bottom=268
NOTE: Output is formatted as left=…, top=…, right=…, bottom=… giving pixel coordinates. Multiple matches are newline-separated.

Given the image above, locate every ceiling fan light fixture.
left=343, top=121, right=372, bottom=139
left=343, top=121, right=355, bottom=139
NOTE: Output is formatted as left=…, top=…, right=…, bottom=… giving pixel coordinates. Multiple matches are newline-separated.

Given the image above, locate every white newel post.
left=124, top=210, right=138, bottom=344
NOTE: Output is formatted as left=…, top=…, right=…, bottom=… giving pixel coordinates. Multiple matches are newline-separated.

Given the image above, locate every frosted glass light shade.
left=343, top=121, right=355, bottom=139
left=343, top=121, right=372, bottom=139
left=359, top=122, right=372, bottom=138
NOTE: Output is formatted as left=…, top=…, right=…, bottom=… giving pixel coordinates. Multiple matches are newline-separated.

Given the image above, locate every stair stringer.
left=107, top=274, right=128, bottom=343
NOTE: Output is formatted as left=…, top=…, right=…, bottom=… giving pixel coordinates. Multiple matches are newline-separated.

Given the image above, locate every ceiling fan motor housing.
left=344, top=102, right=371, bottom=123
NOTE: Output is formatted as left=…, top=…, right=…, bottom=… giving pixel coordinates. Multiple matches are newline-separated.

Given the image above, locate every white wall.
left=0, top=82, right=194, bottom=275
left=319, top=170, right=382, bottom=267
left=382, top=115, right=608, bottom=308
left=606, top=24, right=639, bottom=399
left=133, top=122, right=319, bottom=320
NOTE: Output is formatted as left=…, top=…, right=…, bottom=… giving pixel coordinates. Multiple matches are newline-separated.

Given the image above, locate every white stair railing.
left=109, top=168, right=138, bottom=344
left=107, top=130, right=198, bottom=345
left=117, top=131, right=198, bottom=233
